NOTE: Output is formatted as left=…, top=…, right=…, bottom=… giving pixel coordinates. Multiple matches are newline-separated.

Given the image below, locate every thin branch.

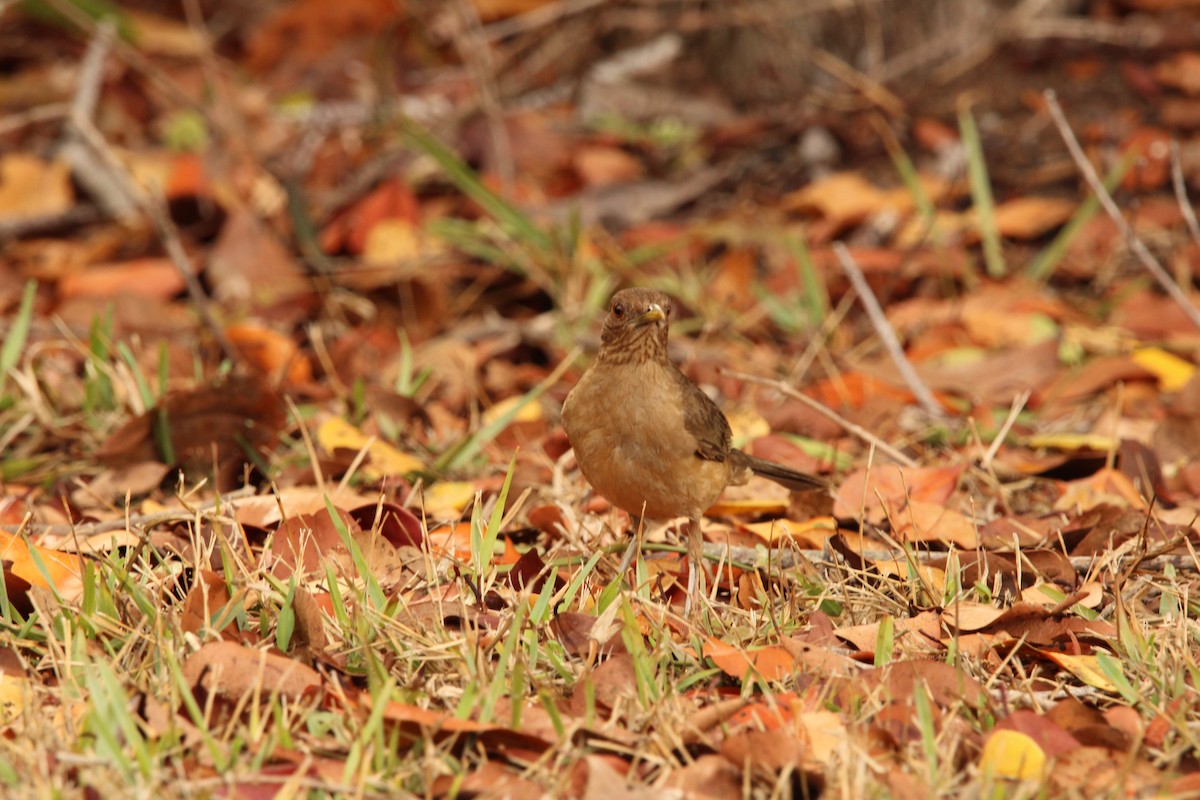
left=723, top=367, right=917, bottom=467
left=61, top=19, right=140, bottom=222
left=1171, top=139, right=1200, bottom=245
left=1044, top=89, right=1200, bottom=329
left=1, top=487, right=256, bottom=537
left=982, top=389, right=1030, bottom=469
left=833, top=242, right=945, bottom=419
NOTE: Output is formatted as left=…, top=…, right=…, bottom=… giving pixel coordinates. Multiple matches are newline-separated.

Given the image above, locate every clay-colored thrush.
left=562, top=287, right=825, bottom=607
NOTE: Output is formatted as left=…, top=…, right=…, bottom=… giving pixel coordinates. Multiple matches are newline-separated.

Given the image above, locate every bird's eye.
left=664, top=304, right=672, bottom=317
left=612, top=303, right=625, bottom=318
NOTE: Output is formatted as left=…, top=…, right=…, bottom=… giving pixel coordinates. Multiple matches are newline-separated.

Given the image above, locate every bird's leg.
left=684, top=516, right=705, bottom=617
left=617, top=515, right=644, bottom=574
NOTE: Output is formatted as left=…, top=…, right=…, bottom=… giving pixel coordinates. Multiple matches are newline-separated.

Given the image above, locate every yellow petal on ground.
left=1131, top=346, right=1195, bottom=392
left=980, top=729, right=1046, bottom=780
left=481, top=394, right=543, bottom=427
left=317, top=417, right=424, bottom=478
left=423, top=481, right=477, bottom=517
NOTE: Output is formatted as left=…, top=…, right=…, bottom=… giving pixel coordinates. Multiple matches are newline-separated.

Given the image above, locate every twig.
left=60, top=19, right=140, bottom=222
left=482, top=0, right=606, bottom=41
left=1, top=486, right=256, bottom=537
left=59, top=29, right=239, bottom=364
left=982, top=389, right=1030, bottom=469
left=1171, top=139, right=1200, bottom=245
left=453, top=0, right=514, bottom=192
left=1044, top=89, right=1200, bottom=329
left=0, top=102, right=70, bottom=137
left=833, top=242, right=945, bottom=419
left=723, top=367, right=917, bottom=467
left=140, top=189, right=239, bottom=363
left=690, top=542, right=1200, bottom=574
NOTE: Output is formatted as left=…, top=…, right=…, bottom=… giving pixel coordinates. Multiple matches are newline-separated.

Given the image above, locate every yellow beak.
left=640, top=304, right=666, bottom=323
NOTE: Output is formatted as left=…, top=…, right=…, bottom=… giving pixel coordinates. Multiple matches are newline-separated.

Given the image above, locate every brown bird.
left=562, top=287, right=825, bottom=608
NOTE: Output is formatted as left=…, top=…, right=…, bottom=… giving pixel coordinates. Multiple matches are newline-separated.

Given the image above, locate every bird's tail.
left=744, top=454, right=827, bottom=492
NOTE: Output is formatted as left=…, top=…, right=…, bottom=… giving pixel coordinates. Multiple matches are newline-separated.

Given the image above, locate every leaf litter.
left=3, top=1, right=1200, bottom=797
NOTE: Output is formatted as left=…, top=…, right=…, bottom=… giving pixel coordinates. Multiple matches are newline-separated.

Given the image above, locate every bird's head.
left=598, top=288, right=672, bottom=363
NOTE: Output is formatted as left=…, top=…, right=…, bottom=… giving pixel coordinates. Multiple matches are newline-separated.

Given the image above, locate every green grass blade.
left=401, top=118, right=551, bottom=252
left=0, top=280, right=36, bottom=393
left=1026, top=153, right=1134, bottom=281
left=959, top=106, right=1005, bottom=278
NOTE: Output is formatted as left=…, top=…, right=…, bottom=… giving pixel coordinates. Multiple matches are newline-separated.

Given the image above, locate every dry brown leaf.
left=1155, top=52, right=1200, bottom=95
left=183, top=641, right=322, bottom=702
left=835, top=610, right=943, bottom=656
left=0, top=154, right=72, bottom=219
left=58, top=258, right=184, bottom=301
left=894, top=501, right=979, bottom=548
left=225, top=322, right=314, bottom=386
left=989, top=197, right=1077, bottom=239
left=833, top=465, right=962, bottom=523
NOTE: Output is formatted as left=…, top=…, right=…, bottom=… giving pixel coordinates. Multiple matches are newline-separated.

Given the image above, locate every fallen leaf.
left=703, top=637, right=796, bottom=682
left=316, top=417, right=424, bottom=479
left=183, top=641, right=322, bottom=702
left=0, top=529, right=81, bottom=600
left=0, top=154, right=72, bottom=219
left=1035, top=649, right=1122, bottom=693
left=226, top=322, right=314, bottom=386
left=980, top=729, right=1046, bottom=780
left=423, top=482, right=477, bottom=517
left=989, top=196, right=1077, bottom=239
left=1130, top=346, right=1195, bottom=391
left=738, top=517, right=837, bottom=548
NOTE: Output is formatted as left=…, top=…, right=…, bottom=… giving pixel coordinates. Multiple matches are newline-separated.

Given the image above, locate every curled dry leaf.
left=833, top=465, right=962, bottom=524
left=269, top=507, right=360, bottom=579
left=96, top=374, right=284, bottom=490
left=183, top=641, right=322, bottom=703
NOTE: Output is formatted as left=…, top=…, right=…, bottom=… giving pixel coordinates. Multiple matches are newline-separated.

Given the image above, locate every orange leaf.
left=226, top=322, right=314, bottom=385
left=0, top=529, right=80, bottom=598
left=703, top=637, right=796, bottom=682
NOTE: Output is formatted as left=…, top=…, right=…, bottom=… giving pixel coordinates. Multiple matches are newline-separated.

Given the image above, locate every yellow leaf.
left=481, top=394, right=542, bottom=427
left=0, top=673, right=27, bottom=723
left=980, top=730, right=1046, bottom=780
left=424, top=482, right=477, bottom=517
left=362, top=219, right=444, bottom=267
left=1131, top=346, right=1195, bottom=391
left=1025, top=432, right=1115, bottom=451
left=797, top=711, right=846, bottom=765
left=724, top=407, right=771, bottom=446
left=0, top=154, right=73, bottom=218
left=741, top=517, right=837, bottom=547
left=705, top=497, right=788, bottom=517
left=316, top=417, right=424, bottom=478
left=1037, top=650, right=1121, bottom=692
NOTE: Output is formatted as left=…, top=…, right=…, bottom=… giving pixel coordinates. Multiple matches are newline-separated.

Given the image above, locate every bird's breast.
left=562, top=362, right=730, bottom=520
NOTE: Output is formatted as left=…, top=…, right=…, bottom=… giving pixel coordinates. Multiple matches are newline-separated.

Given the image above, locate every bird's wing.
left=672, top=366, right=733, bottom=463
